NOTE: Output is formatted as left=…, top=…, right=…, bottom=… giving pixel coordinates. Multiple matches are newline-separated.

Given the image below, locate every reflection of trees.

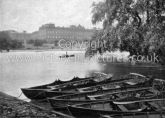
left=87, top=0, right=165, bottom=62
left=27, top=39, right=46, bottom=48
left=0, top=32, right=23, bottom=51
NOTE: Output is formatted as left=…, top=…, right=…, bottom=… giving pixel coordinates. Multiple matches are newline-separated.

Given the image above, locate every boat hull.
left=48, top=98, right=106, bottom=111
left=21, top=73, right=113, bottom=101
left=48, top=86, right=152, bottom=110
left=21, top=88, right=74, bottom=101
left=21, top=88, right=47, bottom=100
left=68, top=106, right=165, bottom=118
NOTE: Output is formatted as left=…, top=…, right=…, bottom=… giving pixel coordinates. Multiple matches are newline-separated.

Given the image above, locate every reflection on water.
left=0, top=51, right=102, bottom=99
left=0, top=50, right=165, bottom=99
left=102, top=63, right=165, bottom=79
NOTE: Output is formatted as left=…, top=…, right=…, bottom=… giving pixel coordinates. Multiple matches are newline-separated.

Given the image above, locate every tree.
left=0, top=32, right=23, bottom=50
left=0, top=32, right=11, bottom=50
left=89, top=0, right=165, bottom=58
left=9, top=40, right=23, bottom=49
left=33, top=39, right=44, bottom=47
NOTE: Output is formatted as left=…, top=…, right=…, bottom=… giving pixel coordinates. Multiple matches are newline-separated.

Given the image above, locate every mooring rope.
left=16, top=92, right=23, bottom=98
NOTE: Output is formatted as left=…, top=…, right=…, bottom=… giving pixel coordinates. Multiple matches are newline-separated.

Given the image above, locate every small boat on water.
left=59, top=54, right=75, bottom=58
left=21, top=72, right=112, bottom=101
left=59, top=52, right=75, bottom=58
left=68, top=98, right=165, bottom=118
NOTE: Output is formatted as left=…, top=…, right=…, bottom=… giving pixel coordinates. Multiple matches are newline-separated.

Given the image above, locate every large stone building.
left=7, top=23, right=97, bottom=42
left=4, top=23, right=97, bottom=49
left=32, top=23, right=96, bottom=41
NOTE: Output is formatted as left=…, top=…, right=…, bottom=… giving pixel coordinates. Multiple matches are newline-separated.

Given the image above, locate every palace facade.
left=7, top=23, right=97, bottom=42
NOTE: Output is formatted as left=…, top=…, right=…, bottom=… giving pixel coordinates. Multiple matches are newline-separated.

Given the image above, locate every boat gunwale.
left=68, top=105, right=165, bottom=116
left=113, top=98, right=165, bottom=105
left=49, top=86, right=152, bottom=100
left=69, top=98, right=165, bottom=108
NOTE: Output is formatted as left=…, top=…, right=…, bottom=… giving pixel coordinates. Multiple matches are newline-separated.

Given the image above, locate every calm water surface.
left=0, top=50, right=165, bottom=100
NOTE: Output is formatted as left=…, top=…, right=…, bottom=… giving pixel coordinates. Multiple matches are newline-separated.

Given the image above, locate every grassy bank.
left=0, top=92, right=73, bottom=118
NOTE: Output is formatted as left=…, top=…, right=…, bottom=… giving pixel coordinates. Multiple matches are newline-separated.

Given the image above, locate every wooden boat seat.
left=124, top=81, right=137, bottom=85
left=148, top=102, right=161, bottom=110
left=118, top=104, right=149, bottom=112
left=117, top=105, right=128, bottom=111
left=47, top=86, right=56, bottom=89
left=87, top=94, right=108, bottom=99
left=129, top=73, right=146, bottom=78
left=77, top=88, right=93, bottom=92
left=88, top=97, right=96, bottom=100
left=102, top=86, right=109, bottom=90
left=100, top=114, right=113, bottom=118
left=77, top=89, right=84, bottom=92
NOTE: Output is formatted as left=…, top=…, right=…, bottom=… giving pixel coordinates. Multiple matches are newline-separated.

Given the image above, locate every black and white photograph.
left=0, top=0, right=165, bottom=118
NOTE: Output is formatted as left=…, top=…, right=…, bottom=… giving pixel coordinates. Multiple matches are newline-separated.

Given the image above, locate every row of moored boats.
left=21, top=72, right=165, bottom=118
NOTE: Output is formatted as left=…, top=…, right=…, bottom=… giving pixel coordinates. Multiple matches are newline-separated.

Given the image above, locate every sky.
left=0, top=0, right=103, bottom=33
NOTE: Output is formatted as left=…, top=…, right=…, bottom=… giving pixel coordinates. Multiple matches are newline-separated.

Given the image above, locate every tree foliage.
left=90, top=0, right=165, bottom=58
left=33, top=39, right=45, bottom=47
left=0, top=32, right=23, bottom=50
left=28, top=39, right=46, bottom=47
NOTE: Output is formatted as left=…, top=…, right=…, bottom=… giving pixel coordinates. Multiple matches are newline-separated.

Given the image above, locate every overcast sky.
left=0, top=0, right=103, bottom=33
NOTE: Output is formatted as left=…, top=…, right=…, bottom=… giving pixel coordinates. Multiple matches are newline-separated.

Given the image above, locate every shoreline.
left=0, top=49, right=86, bottom=52
left=0, top=91, right=73, bottom=118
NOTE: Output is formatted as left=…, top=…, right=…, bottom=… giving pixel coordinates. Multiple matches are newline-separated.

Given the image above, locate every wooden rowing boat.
left=48, top=86, right=153, bottom=111
left=77, top=72, right=153, bottom=92
left=113, top=91, right=165, bottom=104
left=48, top=73, right=154, bottom=110
left=68, top=98, right=165, bottom=118
left=21, top=72, right=112, bottom=101
left=67, top=79, right=165, bottom=118
left=46, top=72, right=152, bottom=100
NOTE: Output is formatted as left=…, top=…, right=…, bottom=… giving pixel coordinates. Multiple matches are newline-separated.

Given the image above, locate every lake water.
left=0, top=50, right=165, bottom=100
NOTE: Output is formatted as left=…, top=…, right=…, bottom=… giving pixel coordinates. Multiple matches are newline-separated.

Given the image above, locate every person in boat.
left=66, top=51, right=69, bottom=58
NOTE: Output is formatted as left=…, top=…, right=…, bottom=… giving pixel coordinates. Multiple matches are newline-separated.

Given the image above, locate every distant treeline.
left=27, top=39, right=47, bottom=47
left=0, top=32, right=23, bottom=51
